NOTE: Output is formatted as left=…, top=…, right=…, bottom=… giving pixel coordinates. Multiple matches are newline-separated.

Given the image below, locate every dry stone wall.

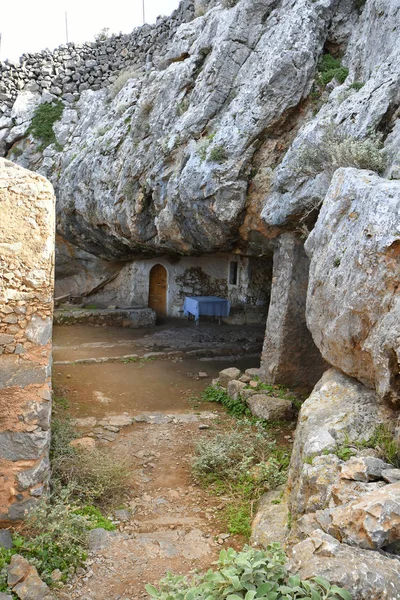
left=0, top=0, right=201, bottom=116
left=0, top=158, right=55, bottom=523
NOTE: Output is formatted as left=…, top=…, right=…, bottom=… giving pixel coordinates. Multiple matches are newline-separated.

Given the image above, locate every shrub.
left=146, top=545, right=352, bottom=600
left=110, top=69, right=138, bottom=98
left=317, top=54, right=349, bottom=86
left=50, top=416, right=131, bottom=507
left=192, top=424, right=280, bottom=482
left=28, top=100, right=64, bottom=148
left=296, top=123, right=387, bottom=177
left=209, top=145, right=228, bottom=163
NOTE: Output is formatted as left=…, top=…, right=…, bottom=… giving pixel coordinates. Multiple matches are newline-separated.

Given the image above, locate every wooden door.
left=148, top=264, right=167, bottom=317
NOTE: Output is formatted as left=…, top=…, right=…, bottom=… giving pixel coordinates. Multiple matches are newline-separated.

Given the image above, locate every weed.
left=146, top=545, right=352, bottom=599
left=317, top=53, right=349, bottom=86
left=177, top=98, right=189, bottom=115
left=296, top=122, right=387, bottom=177
left=75, top=505, right=116, bottom=531
left=333, top=257, right=341, bottom=267
left=362, top=424, right=400, bottom=466
left=209, top=145, right=228, bottom=163
left=50, top=416, right=131, bottom=508
left=110, top=69, right=139, bottom=98
left=28, top=101, right=64, bottom=148
left=83, top=303, right=97, bottom=309
left=202, top=385, right=250, bottom=418
left=349, top=81, right=364, bottom=91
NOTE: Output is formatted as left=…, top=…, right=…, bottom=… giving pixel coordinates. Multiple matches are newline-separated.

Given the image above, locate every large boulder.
left=287, top=369, right=380, bottom=517
left=305, top=169, right=400, bottom=405
left=315, top=482, right=400, bottom=550
left=288, top=530, right=400, bottom=600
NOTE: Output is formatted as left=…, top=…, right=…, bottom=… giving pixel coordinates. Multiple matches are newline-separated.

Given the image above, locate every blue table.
left=183, top=296, right=231, bottom=324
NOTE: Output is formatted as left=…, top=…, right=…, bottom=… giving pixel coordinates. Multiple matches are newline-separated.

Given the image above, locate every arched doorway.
left=148, top=264, right=168, bottom=317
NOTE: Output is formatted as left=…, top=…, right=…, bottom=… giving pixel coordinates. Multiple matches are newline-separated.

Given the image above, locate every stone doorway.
left=148, top=264, right=168, bottom=317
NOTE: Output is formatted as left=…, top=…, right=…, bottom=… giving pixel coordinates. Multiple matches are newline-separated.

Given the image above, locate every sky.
left=0, top=0, right=181, bottom=62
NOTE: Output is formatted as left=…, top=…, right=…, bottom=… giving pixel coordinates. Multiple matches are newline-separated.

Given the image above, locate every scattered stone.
left=70, top=437, right=96, bottom=450
left=87, top=528, right=118, bottom=552
left=249, top=380, right=259, bottom=388
left=7, top=554, right=54, bottom=599
left=239, top=375, right=251, bottom=383
left=247, top=395, right=293, bottom=421
left=198, top=371, right=208, bottom=378
left=114, top=509, right=131, bottom=522
left=245, top=368, right=262, bottom=378
left=218, top=368, right=241, bottom=387
left=73, top=417, right=97, bottom=428
left=227, top=379, right=247, bottom=401
left=108, top=415, right=133, bottom=427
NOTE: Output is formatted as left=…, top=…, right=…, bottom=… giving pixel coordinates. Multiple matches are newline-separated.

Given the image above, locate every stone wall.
left=0, top=159, right=55, bottom=522
left=84, top=254, right=272, bottom=323
left=0, top=0, right=202, bottom=117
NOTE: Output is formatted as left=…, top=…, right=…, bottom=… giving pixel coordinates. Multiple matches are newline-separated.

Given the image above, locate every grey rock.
left=25, top=315, right=52, bottom=346
left=247, top=395, right=293, bottom=422
left=287, top=369, right=379, bottom=518
left=315, top=482, right=400, bottom=550
left=227, top=379, right=246, bottom=401
left=251, top=488, right=288, bottom=548
left=0, top=430, right=50, bottom=461
left=0, top=530, right=13, bottom=550
left=218, top=367, right=241, bottom=387
left=340, top=456, right=392, bottom=483
left=88, top=528, right=118, bottom=552
left=382, top=469, right=400, bottom=484
left=16, top=457, right=50, bottom=490
left=260, top=233, right=327, bottom=388
left=289, top=530, right=400, bottom=600
left=306, top=169, right=400, bottom=404
left=114, top=509, right=131, bottom=522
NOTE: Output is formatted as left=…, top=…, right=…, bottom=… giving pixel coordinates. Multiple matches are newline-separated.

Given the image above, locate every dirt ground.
left=53, top=323, right=267, bottom=600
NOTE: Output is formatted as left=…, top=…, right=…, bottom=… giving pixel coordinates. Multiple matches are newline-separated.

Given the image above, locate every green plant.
left=363, top=424, right=400, bottom=467
left=51, top=416, right=131, bottom=507
left=317, top=54, right=349, bottom=86
left=349, top=81, right=364, bottom=91
left=13, top=487, right=90, bottom=585
left=333, top=257, right=341, bottom=267
left=75, top=504, right=116, bottom=531
left=146, top=545, right=352, bottom=600
left=296, top=123, right=387, bottom=177
left=28, top=101, right=64, bottom=148
left=209, top=145, right=228, bottom=163
left=83, top=303, right=97, bottom=309
left=202, top=385, right=250, bottom=418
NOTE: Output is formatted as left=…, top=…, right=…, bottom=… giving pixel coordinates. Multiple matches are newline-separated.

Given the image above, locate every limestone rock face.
left=262, top=0, right=400, bottom=227
left=2, top=0, right=352, bottom=260
left=287, top=368, right=379, bottom=516
left=305, top=169, right=400, bottom=404
left=315, top=482, right=400, bottom=550
left=289, top=530, right=400, bottom=600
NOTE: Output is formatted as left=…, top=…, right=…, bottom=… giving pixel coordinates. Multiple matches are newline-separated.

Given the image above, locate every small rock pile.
left=6, top=554, right=54, bottom=600
left=213, top=367, right=295, bottom=422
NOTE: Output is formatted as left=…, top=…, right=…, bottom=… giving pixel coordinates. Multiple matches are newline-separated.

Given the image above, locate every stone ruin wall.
left=0, top=159, right=55, bottom=523
left=0, top=0, right=206, bottom=118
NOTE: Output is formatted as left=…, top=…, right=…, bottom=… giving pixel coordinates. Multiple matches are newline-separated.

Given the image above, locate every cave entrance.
left=148, top=264, right=168, bottom=317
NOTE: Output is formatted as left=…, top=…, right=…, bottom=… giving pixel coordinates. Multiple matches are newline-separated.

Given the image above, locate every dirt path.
left=54, top=324, right=259, bottom=600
